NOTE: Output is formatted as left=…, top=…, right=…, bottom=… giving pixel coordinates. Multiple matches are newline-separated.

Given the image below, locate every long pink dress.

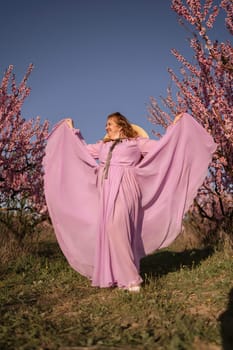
left=43, top=114, right=216, bottom=288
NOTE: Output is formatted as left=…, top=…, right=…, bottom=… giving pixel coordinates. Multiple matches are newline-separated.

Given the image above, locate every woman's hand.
left=66, top=118, right=74, bottom=128
left=173, top=113, right=184, bottom=125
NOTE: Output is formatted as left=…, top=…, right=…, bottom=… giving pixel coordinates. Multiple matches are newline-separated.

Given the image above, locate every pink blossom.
left=0, top=65, right=49, bottom=228
left=148, top=0, right=233, bottom=237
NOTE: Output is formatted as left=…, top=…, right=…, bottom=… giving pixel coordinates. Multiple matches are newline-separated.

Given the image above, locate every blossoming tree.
left=148, top=0, right=233, bottom=243
left=0, top=64, right=49, bottom=241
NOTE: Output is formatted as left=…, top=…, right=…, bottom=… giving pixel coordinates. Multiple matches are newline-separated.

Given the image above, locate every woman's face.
left=105, top=117, right=122, bottom=140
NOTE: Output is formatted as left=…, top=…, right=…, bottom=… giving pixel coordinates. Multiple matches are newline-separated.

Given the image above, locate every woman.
left=43, top=112, right=216, bottom=291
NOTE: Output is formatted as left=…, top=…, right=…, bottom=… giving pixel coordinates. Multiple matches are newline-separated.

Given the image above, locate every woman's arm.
left=66, top=118, right=74, bottom=128
left=86, top=142, right=102, bottom=159
left=137, top=138, right=158, bottom=156
left=65, top=118, right=102, bottom=159
left=173, top=113, right=184, bottom=125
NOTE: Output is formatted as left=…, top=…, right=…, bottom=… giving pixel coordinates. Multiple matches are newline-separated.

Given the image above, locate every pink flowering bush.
left=148, top=0, right=233, bottom=245
left=0, top=65, right=49, bottom=242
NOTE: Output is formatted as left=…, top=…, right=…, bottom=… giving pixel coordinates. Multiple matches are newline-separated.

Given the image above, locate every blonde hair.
left=104, top=112, right=138, bottom=142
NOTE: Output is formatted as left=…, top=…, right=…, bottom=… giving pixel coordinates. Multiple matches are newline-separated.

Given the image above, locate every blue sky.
left=0, top=0, right=231, bottom=142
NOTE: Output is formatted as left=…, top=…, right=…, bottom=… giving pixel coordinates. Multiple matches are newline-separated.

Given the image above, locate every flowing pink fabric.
left=43, top=114, right=216, bottom=288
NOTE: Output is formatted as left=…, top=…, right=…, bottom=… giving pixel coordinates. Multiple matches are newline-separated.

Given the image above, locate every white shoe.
left=128, top=285, right=140, bottom=292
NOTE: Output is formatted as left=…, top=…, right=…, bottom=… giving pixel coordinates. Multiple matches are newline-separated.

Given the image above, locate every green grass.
left=1, top=235, right=233, bottom=350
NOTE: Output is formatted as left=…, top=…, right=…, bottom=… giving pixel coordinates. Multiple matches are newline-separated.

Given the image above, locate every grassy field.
left=1, top=231, right=233, bottom=350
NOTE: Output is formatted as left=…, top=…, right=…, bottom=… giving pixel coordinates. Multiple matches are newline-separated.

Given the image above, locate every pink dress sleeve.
left=74, top=128, right=102, bottom=159
left=86, top=142, right=103, bottom=159
left=137, top=137, right=158, bottom=156
left=43, top=121, right=99, bottom=278
left=134, top=114, right=217, bottom=255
